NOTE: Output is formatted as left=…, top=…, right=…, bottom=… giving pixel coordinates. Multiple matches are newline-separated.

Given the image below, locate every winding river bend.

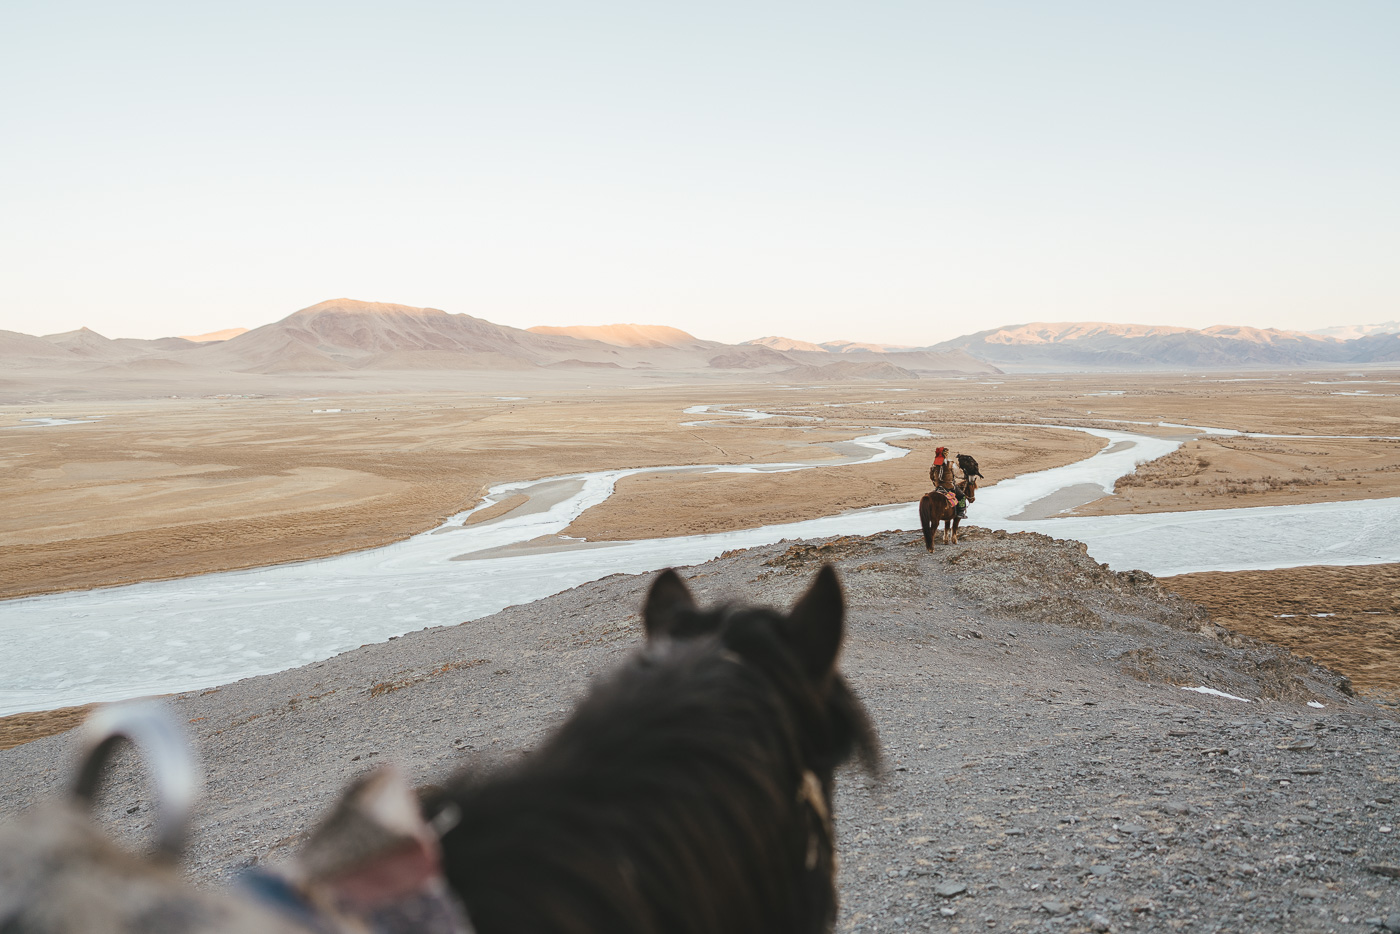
left=2, top=416, right=1397, bottom=716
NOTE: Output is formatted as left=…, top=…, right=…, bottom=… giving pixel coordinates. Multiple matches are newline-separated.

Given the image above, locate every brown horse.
left=919, top=476, right=977, bottom=551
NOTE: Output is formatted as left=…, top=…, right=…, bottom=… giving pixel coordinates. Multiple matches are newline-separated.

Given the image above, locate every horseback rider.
left=929, top=447, right=960, bottom=515
left=920, top=447, right=981, bottom=550
left=929, top=446, right=956, bottom=491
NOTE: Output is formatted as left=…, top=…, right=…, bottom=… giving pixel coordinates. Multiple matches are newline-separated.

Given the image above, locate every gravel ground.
left=2, top=527, right=1398, bottom=933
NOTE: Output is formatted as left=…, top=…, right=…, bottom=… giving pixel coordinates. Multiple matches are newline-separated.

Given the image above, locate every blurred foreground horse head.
left=427, top=563, right=880, bottom=934
left=0, top=565, right=877, bottom=934
left=0, top=702, right=471, bottom=934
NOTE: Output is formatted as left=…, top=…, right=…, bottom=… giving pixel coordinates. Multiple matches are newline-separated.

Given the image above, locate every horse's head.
left=429, top=567, right=880, bottom=933
left=962, top=476, right=978, bottom=503
left=643, top=565, right=880, bottom=781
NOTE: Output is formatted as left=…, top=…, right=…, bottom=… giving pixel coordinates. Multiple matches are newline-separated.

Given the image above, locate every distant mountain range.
left=920, top=321, right=1400, bottom=369
left=746, top=336, right=915, bottom=354
left=181, top=327, right=249, bottom=342
left=0, top=299, right=994, bottom=383
left=4, top=302, right=1398, bottom=386
left=1308, top=320, right=1400, bottom=342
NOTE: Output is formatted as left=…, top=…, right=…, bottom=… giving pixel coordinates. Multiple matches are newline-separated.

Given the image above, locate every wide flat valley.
left=2, top=371, right=1397, bottom=746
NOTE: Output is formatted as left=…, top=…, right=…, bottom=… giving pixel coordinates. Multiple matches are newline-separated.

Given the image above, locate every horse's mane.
left=429, top=573, right=877, bottom=934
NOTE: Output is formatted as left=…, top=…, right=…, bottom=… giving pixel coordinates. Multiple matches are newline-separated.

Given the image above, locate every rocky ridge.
left=1, top=528, right=1397, bottom=933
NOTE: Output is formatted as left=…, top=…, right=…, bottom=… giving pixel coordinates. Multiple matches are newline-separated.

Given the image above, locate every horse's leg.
left=919, top=496, right=934, bottom=552
left=950, top=516, right=959, bottom=544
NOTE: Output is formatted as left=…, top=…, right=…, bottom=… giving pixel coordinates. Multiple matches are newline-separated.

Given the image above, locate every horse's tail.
left=918, top=494, right=934, bottom=551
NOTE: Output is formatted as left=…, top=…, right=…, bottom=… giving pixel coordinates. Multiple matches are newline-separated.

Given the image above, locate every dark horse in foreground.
left=919, top=476, right=978, bottom=551
left=428, top=566, right=879, bottom=934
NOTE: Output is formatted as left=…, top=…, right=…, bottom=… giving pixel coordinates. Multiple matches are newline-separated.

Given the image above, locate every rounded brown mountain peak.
left=288, top=298, right=450, bottom=319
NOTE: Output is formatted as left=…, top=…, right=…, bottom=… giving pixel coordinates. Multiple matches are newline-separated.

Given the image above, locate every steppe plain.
left=2, top=369, right=1398, bottom=750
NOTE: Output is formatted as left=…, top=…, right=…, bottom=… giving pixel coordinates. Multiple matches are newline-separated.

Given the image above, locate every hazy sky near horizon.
left=3, top=2, right=1397, bottom=345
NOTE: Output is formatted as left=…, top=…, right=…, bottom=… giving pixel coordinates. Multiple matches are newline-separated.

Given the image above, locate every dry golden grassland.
left=1164, top=564, right=1400, bottom=699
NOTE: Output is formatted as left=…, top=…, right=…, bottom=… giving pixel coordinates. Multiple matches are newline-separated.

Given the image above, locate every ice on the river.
left=1005, top=497, right=1400, bottom=576
left=5, top=416, right=106, bottom=428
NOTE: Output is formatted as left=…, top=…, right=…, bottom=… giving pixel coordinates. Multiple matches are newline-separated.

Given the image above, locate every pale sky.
left=2, top=1, right=1397, bottom=345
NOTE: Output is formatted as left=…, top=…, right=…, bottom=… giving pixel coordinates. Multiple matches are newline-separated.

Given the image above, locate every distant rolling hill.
left=180, top=327, right=249, bottom=343
left=744, top=336, right=1001, bottom=376
left=1344, top=331, right=1400, bottom=364
left=1, top=329, right=87, bottom=362
left=819, top=339, right=917, bottom=354
left=745, top=336, right=918, bottom=354
left=1309, top=321, right=1400, bottom=341
left=922, top=321, right=1399, bottom=370
left=745, top=335, right=828, bottom=353
left=188, top=299, right=576, bottom=372
left=526, top=323, right=704, bottom=349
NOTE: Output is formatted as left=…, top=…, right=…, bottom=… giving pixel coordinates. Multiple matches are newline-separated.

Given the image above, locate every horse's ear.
left=643, top=568, right=697, bottom=640
left=783, top=564, right=845, bottom=679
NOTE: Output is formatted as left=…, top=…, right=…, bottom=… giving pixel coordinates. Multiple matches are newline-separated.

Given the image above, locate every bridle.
left=797, top=769, right=834, bottom=873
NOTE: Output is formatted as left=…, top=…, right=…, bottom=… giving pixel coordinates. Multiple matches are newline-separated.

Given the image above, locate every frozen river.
left=1, top=416, right=1397, bottom=716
